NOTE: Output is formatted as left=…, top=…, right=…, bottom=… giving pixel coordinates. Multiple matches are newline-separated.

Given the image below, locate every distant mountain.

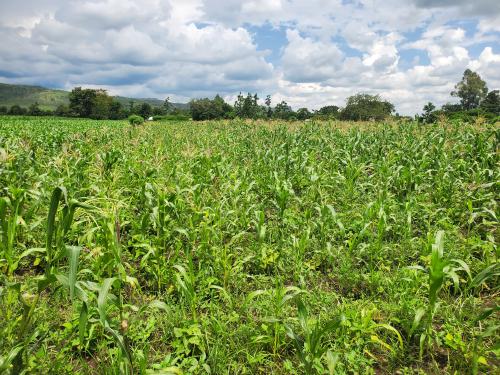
left=0, top=83, right=188, bottom=111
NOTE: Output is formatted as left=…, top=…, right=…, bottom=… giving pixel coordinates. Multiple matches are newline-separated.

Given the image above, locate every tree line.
left=189, top=92, right=395, bottom=121
left=0, top=87, right=189, bottom=120
left=190, top=69, right=498, bottom=122
left=1, top=69, right=498, bottom=122
left=419, top=69, right=500, bottom=123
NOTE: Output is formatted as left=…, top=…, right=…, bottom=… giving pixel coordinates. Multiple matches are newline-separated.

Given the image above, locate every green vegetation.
left=3, top=69, right=498, bottom=124
left=189, top=93, right=391, bottom=122
left=0, top=83, right=69, bottom=111
left=0, top=83, right=187, bottom=114
left=0, top=116, right=498, bottom=374
left=451, top=69, right=488, bottom=111
left=128, top=114, right=145, bottom=125
left=339, top=94, right=394, bottom=121
left=421, top=70, right=500, bottom=124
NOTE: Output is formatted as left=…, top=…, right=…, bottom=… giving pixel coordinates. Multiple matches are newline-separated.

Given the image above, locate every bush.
left=128, top=114, right=144, bottom=126
left=8, top=104, right=27, bottom=115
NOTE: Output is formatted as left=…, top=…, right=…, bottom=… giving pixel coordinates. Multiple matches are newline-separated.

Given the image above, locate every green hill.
left=0, top=83, right=188, bottom=111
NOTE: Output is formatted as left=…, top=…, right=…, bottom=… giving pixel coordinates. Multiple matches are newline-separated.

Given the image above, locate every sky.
left=0, top=0, right=499, bottom=114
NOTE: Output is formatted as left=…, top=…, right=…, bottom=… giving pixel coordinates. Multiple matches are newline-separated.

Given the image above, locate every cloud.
left=282, top=30, right=344, bottom=82
left=0, top=0, right=498, bottom=114
left=413, top=0, right=500, bottom=16
left=362, top=33, right=401, bottom=72
left=0, top=0, right=278, bottom=103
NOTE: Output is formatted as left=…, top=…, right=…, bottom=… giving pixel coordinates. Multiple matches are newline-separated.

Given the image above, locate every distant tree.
left=138, top=103, right=153, bottom=119
left=128, top=100, right=135, bottom=114
left=163, top=97, right=171, bottom=114
left=0, top=106, right=7, bottom=115
left=8, top=105, right=27, bottom=115
left=423, top=102, right=435, bottom=113
left=441, top=103, right=462, bottom=114
left=90, top=90, right=113, bottom=119
left=233, top=93, right=244, bottom=117
left=422, top=102, right=436, bottom=123
left=234, top=92, right=261, bottom=119
left=340, top=93, right=394, bottom=121
left=109, top=101, right=124, bottom=120
left=190, top=98, right=212, bottom=121
left=69, top=87, right=97, bottom=117
left=152, top=106, right=164, bottom=116
left=55, top=104, right=70, bottom=117
left=265, top=95, right=272, bottom=118
left=213, top=94, right=233, bottom=118
left=296, top=107, right=312, bottom=120
left=451, top=69, right=488, bottom=110
left=167, top=107, right=191, bottom=120
left=273, top=101, right=294, bottom=120
left=190, top=95, right=233, bottom=121
left=480, top=90, right=500, bottom=115
left=28, top=102, right=42, bottom=116
left=316, top=105, right=339, bottom=118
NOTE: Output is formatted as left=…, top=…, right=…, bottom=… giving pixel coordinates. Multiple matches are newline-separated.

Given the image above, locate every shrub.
left=128, top=114, right=144, bottom=126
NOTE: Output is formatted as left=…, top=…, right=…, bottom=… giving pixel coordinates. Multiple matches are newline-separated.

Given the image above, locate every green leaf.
left=98, top=277, right=117, bottom=326
left=471, top=263, right=500, bottom=290
left=410, top=307, right=426, bottom=337
left=106, top=326, right=132, bottom=365
left=375, top=323, right=404, bottom=350
left=149, top=300, right=169, bottom=311
left=0, top=344, right=24, bottom=372
left=66, top=245, right=81, bottom=300
left=18, top=247, right=46, bottom=260
left=325, top=350, right=339, bottom=375
left=79, top=301, right=88, bottom=347
left=46, top=186, right=65, bottom=263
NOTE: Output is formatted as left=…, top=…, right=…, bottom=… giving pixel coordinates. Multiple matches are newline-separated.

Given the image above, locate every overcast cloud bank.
left=1, top=0, right=499, bottom=114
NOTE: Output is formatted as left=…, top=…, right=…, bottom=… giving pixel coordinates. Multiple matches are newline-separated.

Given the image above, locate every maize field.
left=0, top=116, right=499, bottom=374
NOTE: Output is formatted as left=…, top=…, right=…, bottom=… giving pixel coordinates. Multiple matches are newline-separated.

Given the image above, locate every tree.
left=69, top=87, right=97, bottom=117
left=28, top=102, right=42, bottom=116
left=441, top=103, right=462, bottom=114
left=163, top=97, right=171, bottom=114
left=109, top=101, right=124, bottom=120
left=189, top=95, right=233, bottom=121
left=55, top=104, right=70, bottom=117
left=128, top=101, right=135, bottom=114
left=340, top=93, right=394, bottom=121
left=422, top=102, right=436, bottom=123
left=153, top=106, right=164, bottom=116
left=138, top=103, right=153, bottom=119
left=265, top=95, right=272, bottom=118
left=213, top=94, right=233, bottom=118
left=90, top=90, right=113, bottom=119
left=273, top=101, right=295, bottom=120
left=8, top=105, right=27, bottom=115
left=190, top=98, right=213, bottom=120
left=296, top=108, right=312, bottom=120
left=0, top=106, right=7, bottom=115
left=234, top=92, right=262, bottom=119
left=451, top=69, right=488, bottom=110
left=315, top=105, right=339, bottom=119
left=480, top=90, right=500, bottom=115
